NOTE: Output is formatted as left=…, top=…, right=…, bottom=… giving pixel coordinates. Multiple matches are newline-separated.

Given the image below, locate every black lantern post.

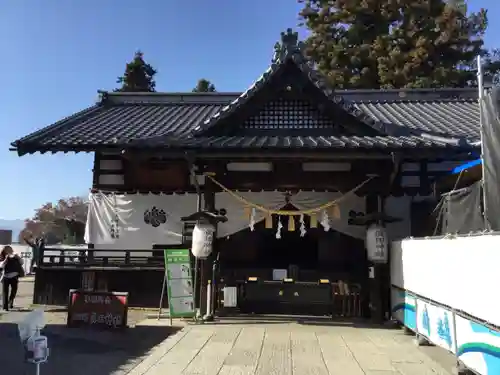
left=350, top=211, right=401, bottom=323
left=181, top=210, right=227, bottom=321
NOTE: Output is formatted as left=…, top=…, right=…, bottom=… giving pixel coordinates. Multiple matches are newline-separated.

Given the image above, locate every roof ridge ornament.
left=272, top=28, right=305, bottom=64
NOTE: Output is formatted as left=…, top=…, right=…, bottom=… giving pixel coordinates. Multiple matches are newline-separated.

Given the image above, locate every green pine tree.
left=299, top=0, right=489, bottom=88
left=115, top=51, right=157, bottom=92
left=192, top=79, right=216, bottom=92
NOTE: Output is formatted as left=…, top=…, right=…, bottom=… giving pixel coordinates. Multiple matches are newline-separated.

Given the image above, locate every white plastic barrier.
left=391, top=234, right=500, bottom=375
left=391, top=234, right=500, bottom=327
left=391, top=286, right=500, bottom=375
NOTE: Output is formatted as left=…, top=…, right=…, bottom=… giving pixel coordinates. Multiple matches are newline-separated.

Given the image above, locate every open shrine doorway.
left=216, top=204, right=367, bottom=317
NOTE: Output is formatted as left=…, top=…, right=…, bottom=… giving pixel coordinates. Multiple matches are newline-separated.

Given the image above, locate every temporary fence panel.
left=391, top=234, right=500, bottom=375
left=391, top=235, right=500, bottom=327
left=391, top=287, right=500, bottom=375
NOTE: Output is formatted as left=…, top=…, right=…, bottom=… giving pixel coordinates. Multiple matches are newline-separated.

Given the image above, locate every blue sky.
left=0, top=0, right=498, bottom=220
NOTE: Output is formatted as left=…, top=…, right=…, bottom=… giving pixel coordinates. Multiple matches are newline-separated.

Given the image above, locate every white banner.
left=84, top=192, right=197, bottom=249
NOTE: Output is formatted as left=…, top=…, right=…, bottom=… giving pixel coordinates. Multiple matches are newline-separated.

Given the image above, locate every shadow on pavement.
left=0, top=321, right=182, bottom=375
left=210, top=314, right=397, bottom=329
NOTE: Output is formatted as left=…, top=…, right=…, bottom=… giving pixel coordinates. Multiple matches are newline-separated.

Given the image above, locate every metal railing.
left=37, top=247, right=164, bottom=268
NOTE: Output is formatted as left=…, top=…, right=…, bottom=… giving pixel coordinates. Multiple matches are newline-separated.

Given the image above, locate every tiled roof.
left=12, top=93, right=234, bottom=152
left=10, top=89, right=482, bottom=155
left=128, top=134, right=475, bottom=150
left=353, top=99, right=479, bottom=139
left=191, top=29, right=480, bottom=143
left=193, top=30, right=382, bottom=136
left=10, top=29, right=485, bottom=155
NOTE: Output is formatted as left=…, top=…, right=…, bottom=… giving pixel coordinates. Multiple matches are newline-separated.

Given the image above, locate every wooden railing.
left=217, top=279, right=364, bottom=318
left=332, top=281, right=362, bottom=318
left=38, top=247, right=164, bottom=268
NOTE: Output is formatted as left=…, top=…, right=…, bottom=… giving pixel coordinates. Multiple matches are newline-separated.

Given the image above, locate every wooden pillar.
left=200, top=175, right=216, bottom=315
left=366, top=194, right=385, bottom=323
left=380, top=196, right=392, bottom=321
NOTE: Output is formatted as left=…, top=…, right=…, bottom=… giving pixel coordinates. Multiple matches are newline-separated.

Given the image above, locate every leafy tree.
left=192, top=79, right=216, bottom=92
left=115, top=51, right=157, bottom=92
left=483, top=49, right=500, bottom=85
left=298, top=0, right=489, bottom=88
left=19, top=197, right=88, bottom=245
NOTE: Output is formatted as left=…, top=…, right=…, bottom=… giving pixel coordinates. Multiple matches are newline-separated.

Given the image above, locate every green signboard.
left=163, top=249, right=195, bottom=318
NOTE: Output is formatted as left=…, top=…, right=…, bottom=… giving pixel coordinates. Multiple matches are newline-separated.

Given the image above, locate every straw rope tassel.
left=310, top=213, right=318, bottom=228
left=288, top=215, right=295, bottom=231
left=243, top=206, right=252, bottom=220
left=330, top=204, right=341, bottom=219
left=265, top=213, right=273, bottom=229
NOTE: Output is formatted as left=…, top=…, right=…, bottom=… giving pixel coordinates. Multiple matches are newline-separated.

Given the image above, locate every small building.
left=11, top=29, right=481, bottom=320
left=0, top=229, right=13, bottom=245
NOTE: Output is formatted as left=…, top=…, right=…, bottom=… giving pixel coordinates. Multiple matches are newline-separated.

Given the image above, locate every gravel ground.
left=0, top=278, right=182, bottom=375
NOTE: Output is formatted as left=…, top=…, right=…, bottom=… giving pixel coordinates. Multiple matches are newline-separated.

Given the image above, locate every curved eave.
left=10, top=105, right=103, bottom=152
left=11, top=138, right=479, bottom=158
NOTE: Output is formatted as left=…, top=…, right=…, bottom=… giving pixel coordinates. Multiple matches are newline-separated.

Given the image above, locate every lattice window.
left=243, top=98, right=335, bottom=129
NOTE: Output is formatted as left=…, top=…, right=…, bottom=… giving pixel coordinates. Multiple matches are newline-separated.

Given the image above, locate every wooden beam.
left=212, top=171, right=383, bottom=193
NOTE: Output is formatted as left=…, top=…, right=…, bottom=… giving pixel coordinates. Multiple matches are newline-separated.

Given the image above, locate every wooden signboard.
left=67, top=290, right=129, bottom=329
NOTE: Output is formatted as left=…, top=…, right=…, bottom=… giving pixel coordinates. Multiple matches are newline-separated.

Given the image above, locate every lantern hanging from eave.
left=365, top=223, right=388, bottom=263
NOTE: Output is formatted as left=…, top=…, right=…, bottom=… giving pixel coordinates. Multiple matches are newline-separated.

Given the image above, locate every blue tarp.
left=451, top=159, right=481, bottom=174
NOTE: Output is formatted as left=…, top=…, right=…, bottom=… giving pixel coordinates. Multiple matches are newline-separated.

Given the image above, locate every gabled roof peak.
left=272, top=28, right=305, bottom=64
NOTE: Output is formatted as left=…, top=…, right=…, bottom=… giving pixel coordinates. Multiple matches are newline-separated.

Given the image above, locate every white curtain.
left=84, top=192, right=197, bottom=249
left=214, top=191, right=366, bottom=239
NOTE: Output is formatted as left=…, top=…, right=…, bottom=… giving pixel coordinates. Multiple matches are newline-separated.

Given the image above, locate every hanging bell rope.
left=204, top=174, right=374, bottom=216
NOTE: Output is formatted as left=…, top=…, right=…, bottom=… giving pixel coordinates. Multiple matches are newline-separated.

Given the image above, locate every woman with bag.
left=0, top=245, right=24, bottom=310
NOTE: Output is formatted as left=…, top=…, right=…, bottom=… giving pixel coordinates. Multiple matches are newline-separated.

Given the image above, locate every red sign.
left=67, top=290, right=128, bottom=329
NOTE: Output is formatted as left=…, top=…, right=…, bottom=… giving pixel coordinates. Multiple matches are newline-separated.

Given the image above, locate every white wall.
left=391, top=234, right=500, bottom=327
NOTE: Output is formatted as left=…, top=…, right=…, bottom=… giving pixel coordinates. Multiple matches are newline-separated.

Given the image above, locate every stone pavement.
left=0, top=278, right=182, bottom=375
left=0, top=279, right=457, bottom=375
left=129, top=318, right=457, bottom=375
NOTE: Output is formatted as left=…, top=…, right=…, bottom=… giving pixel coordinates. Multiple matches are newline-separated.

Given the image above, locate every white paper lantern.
left=191, top=223, right=215, bottom=259
left=365, top=223, right=388, bottom=263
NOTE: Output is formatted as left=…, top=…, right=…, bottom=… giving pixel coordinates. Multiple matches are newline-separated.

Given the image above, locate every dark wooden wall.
left=92, top=151, right=468, bottom=197
left=92, top=152, right=191, bottom=193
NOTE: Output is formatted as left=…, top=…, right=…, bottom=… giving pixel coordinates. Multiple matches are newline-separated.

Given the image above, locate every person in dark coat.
left=0, top=245, right=24, bottom=310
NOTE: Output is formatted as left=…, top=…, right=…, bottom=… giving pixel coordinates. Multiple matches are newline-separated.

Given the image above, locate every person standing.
left=24, top=236, right=44, bottom=274
left=0, top=245, right=24, bottom=310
